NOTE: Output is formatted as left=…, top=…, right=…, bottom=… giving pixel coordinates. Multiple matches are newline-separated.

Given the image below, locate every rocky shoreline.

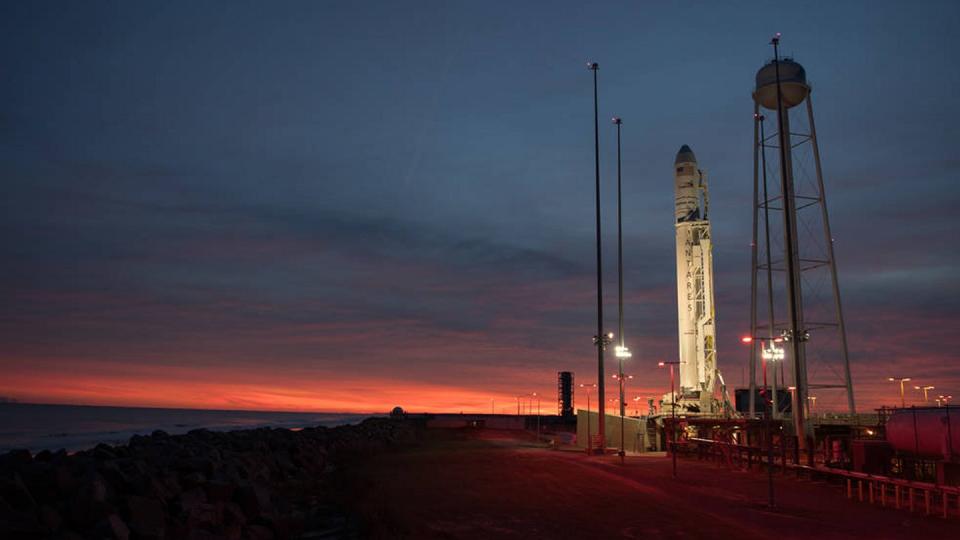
left=0, top=417, right=417, bottom=539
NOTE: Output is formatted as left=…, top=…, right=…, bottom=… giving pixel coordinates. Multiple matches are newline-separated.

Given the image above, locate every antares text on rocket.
left=673, top=145, right=719, bottom=413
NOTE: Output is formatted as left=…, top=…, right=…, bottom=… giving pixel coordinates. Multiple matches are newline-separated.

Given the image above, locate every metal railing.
left=686, top=437, right=960, bottom=519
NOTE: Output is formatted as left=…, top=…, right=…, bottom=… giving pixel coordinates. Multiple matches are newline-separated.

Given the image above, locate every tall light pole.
left=587, top=61, right=608, bottom=454
left=580, top=383, right=596, bottom=453
left=659, top=360, right=680, bottom=477
left=769, top=33, right=811, bottom=450
left=888, top=377, right=912, bottom=408
left=755, top=112, right=781, bottom=419
left=914, top=385, right=935, bottom=403
left=613, top=116, right=628, bottom=420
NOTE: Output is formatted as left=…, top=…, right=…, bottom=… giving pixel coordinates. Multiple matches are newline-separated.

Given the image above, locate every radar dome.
left=753, top=58, right=809, bottom=110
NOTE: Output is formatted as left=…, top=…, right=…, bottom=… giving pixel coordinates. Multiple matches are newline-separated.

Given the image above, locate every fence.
left=687, top=437, right=960, bottom=519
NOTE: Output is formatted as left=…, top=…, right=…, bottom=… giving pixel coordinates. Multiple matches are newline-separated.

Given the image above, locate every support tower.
left=747, top=40, right=855, bottom=437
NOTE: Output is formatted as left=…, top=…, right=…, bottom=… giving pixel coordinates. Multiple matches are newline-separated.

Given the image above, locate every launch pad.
left=577, top=38, right=859, bottom=457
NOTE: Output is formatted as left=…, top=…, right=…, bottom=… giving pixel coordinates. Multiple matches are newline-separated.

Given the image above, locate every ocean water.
left=0, top=403, right=376, bottom=453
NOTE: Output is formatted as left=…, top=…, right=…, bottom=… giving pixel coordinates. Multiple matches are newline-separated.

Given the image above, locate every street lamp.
left=741, top=335, right=784, bottom=419
left=937, top=395, right=953, bottom=407
left=615, top=344, right=633, bottom=456
left=532, top=392, right=541, bottom=442
left=741, top=334, right=780, bottom=507
left=888, top=377, right=912, bottom=408
left=914, top=385, right=935, bottom=403
left=762, top=342, right=784, bottom=418
left=592, top=331, right=614, bottom=452
left=580, top=383, right=597, bottom=453
left=632, top=396, right=642, bottom=416
left=658, top=360, right=681, bottom=478
left=807, top=395, right=817, bottom=416
left=612, top=370, right=633, bottom=460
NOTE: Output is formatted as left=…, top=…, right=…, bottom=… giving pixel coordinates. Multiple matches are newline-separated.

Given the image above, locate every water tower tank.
left=754, top=58, right=810, bottom=110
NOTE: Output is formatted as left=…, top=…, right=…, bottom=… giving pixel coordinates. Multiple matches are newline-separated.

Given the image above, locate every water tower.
left=747, top=35, right=855, bottom=447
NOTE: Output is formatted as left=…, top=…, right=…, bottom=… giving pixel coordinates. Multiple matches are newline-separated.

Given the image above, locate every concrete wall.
left=576, top=409, right=648, bottom=452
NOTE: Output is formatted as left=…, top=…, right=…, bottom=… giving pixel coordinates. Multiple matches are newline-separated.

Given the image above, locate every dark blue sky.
left=1, top=1, right=958, bottom=411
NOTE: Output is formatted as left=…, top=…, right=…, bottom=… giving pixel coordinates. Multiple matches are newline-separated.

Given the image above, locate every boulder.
left=187, top=502, right=221, bottom=530
left=0, top=473, right=36, bottom=511
left=178, top=487, right=207, bottom=515
left=39, top=504, right=62, bottom=532
left=216, top=501, right=246, bottom=540
left=95, top=514, right=130, bottom=540
left=126, top=495, right=165, bottom=539
left=204, top=480, right=236, bottom=503
left=67, top=472, right=113, bottom=527
left=242, top=524, right=274, bottom=540
left=0, top=449, right=32, bottom=471
left=235, top=484, right=271, bottom=519
left=93, top=444, right=117, bottom=461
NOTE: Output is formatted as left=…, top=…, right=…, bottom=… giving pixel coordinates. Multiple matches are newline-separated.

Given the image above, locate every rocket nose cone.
left=675, top=144, right=696, bottom=165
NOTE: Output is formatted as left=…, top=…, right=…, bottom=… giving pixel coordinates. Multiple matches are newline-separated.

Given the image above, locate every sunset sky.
left=2, top=1, right=958, bottom=413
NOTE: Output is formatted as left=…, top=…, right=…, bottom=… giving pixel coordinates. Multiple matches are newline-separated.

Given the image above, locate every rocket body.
left=674, top=145, right=718, bottom=408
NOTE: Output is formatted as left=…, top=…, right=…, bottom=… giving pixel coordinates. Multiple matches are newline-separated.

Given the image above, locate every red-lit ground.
left=338, top=429, right=958, bottom=539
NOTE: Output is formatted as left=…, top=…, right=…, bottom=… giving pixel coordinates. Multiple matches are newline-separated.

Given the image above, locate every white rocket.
left=674, top=145, right=718, bottom=410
